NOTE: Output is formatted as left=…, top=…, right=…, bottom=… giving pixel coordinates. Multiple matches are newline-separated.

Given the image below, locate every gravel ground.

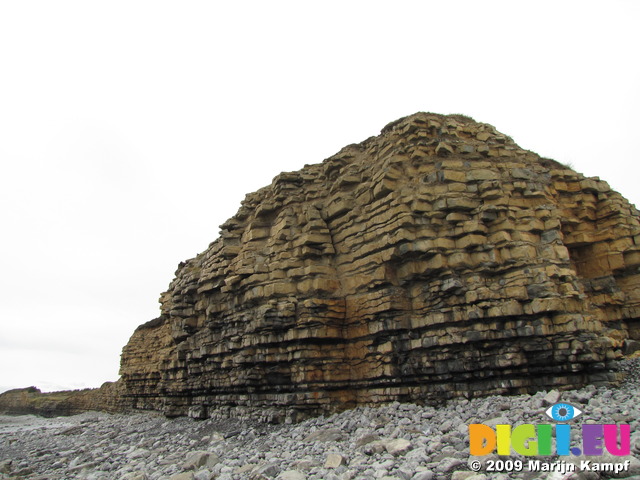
left=1, top=359, right=640, bottom=480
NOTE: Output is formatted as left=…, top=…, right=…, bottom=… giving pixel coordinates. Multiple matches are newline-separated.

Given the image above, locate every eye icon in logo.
left=545, top=403, right=582, bottom=422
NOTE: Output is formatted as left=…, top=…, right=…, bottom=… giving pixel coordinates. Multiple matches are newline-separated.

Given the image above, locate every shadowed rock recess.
left=115, top=112, right=640, bottom=420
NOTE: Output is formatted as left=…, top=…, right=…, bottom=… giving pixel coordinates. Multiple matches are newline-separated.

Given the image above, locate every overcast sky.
left=1, top=1, right=639, bottom=393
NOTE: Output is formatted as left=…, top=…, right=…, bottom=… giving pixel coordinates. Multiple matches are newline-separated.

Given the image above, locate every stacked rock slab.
left=119, top=112, right=640, bottom=420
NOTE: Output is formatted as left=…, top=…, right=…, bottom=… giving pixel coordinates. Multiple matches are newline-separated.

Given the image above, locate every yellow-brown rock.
left=117, top=112, right=640, bottom=420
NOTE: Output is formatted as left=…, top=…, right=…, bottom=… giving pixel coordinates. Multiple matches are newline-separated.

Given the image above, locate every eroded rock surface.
left=115, top=112, right=640, bottom=419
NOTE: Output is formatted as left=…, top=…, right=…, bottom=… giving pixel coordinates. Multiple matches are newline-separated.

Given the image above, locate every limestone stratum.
left=2, top=112, right=640, bottom=420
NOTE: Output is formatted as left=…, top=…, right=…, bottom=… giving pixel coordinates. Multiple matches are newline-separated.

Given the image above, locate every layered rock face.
left=119, top=112, right=640, bottom=420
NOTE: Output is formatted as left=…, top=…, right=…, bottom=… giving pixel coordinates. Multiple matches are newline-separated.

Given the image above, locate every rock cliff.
left=113, top=113, right=640, bottom=419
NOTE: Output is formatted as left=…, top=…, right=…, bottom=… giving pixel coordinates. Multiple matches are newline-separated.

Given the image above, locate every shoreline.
left=1, top=358, right=639, bottom=480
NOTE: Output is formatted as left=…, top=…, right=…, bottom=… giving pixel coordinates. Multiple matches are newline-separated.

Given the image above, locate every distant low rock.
left=0, top=383, right=123, bottom=417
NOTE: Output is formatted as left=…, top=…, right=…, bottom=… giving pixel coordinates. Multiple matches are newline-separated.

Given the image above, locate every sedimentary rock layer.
left=118, top=112, right=640, bottom=420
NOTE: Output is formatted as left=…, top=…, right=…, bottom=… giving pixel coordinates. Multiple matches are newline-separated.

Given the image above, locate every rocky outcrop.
left=0, top=383, right=123, bottom=417
left=114, top=112, right=640, bottom=419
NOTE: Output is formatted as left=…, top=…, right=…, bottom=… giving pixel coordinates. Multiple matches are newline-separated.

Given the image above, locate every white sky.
left=1, top=1, right=639, bottom=393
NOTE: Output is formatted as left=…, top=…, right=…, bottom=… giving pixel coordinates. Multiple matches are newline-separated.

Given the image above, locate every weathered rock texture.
left=117, top=112, right=640, bottom=420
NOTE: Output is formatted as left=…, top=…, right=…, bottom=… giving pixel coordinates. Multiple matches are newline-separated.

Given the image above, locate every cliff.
left=4, top=112, right=638, bottom=421
left=113, top=112, right=640, bottom=420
